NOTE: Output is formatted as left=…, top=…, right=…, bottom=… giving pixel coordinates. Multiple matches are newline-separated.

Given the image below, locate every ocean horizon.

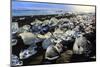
left=12, top=9, right=68, bottom=16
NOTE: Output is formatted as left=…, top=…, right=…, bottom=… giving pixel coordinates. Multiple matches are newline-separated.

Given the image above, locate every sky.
left=12, top=0, right=95, bottom=13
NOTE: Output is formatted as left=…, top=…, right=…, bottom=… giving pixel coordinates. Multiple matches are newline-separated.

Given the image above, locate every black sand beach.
left=11, top=13, right=96, bottom=66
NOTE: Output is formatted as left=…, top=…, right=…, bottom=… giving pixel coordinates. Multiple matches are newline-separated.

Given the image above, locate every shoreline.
left=12, top=13, right=76, bottom=27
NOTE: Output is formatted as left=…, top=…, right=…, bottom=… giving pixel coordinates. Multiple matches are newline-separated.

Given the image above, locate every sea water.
left=12, top=10, right=66, bottom=16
